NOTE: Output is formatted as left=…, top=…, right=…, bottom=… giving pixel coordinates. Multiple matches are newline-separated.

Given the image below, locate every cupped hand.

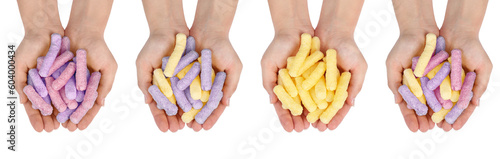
left=136, top=29, right=189, bottom=132
left=61, top=30, right=118, bottom=131
left=14, top=28, right=64, bottom=132
left=386, top=30, right=439, bottom=132
left=435, top=30, right=492, bottom=131
left=261, top=30, right=314, bottom=132
left=187, top=30, right=243, bottom=131
left=311, top=31, right=367, bottom=131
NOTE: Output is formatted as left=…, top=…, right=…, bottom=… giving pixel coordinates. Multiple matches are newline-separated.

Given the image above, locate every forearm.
left=191, top=0, right=239, bottom=37
left=316, top=0, right=364, bottom=37
left=392, top=0, right=438, bottom=35
left=142, top=0, right=187, bottom=35
left=66, top=0, right=113, bottom=36
left=17, top=0, right=62, bottom=34
left=268, top=0, right=313, bottom=35
left=441, top=0, right=488, bottom=36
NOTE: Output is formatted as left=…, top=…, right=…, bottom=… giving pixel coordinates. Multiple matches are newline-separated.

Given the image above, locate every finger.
left=23, top=101, right=44, bottom=132
left=471, top=67, right=492, bottom=106
left=292, top=115, right=304, bottom=132
left=136, top=58, right=154, bottom=104
left=436, top=121, right=443, bottom=128
left=386, top=61, right=404, bottom=104
left=346, top=62, right=367, bottom=106
left=442, top=121, right=452, bottom=132
left=316, top=122, right=327, bottom=132
left=221, top=62, right=242, bottom=106
left=67, top=121, right=78, bottom=132
left=177, top=110, right=185, bottom=130
left=261, top=59, right=279, bottom=104
left=52, top=111, right=60, bottom=130
left=327, top=104, right=352, bottom=130
left=167, top=115, right=179, bottom=132
left=62, top=121, right=68, bottom=128
left=77, top=104, right=103, bottom=130
left=311, top=121, right=318, bottom=128
left=301, top=114, right=310, bottom=130
left=452, top=104, right=477, bottom=130
left=427, top=115, right=435, bottom=130
left=186, top=121, right=193, bottom=128
left=202, top=105, right=227, bottom=130
left=417, top=115, right=429, bottom=132
left=273, top=102, right=293, bottom=132
left=148, top=102, right=169, bottom=132
left=398, top=103, right=419, bottom=132
left=192, top=121, right=203, bottom=132
left=14, top=67, right=29, bottom=104
left=42, top=115, right=54, bottom=132
left=96, top=63, right=117, bottom=106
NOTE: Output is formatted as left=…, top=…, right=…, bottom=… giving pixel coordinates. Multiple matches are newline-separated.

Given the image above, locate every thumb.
left=261, top=58, right=279, bottom=104
left=96, top=62, right=117, bottom=106
left=221, top=62, right=242, bottom=106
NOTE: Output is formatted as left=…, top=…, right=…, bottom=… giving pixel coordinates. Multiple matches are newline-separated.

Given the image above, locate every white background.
left=1, top=0, right=499, bottom=159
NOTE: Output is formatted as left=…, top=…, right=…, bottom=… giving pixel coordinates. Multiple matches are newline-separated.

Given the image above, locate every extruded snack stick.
left=39, top=33, right=62, bottom=77
left=162, top=56, right=169, bottom=71
left=398, top=85, right=428, bottom=116
left=184, top=36, right=195, bottom=56
left=431, top=107, right=452, bottom=123
left=274, top=85, right=302, bottom=116
left=164, top=33, right=187, bottom=77
left=319, top=90, right=347, bottom=124
left=289, top=33, right=312, bottom=77
left=185, top=87, right=203, bottom=109
left=57, top=108, right=76, bottom=123
left=48, top=51, right=74, bottom=76
left=434, top=87, right=453, bottom=109
left=297, top=51, right=324, bottom=76
left=315, top=76, right=327, bottom=101
left=310, top=88, right=328, bottom=109
left=427, top=62, right=450, bottom=90
left=195, top=72, right=226, bottom=124
left=173, top=51, right=199, bottom=76
left=46, top=77, right=68, bottom=112
left=423, top=51, right=449, bottom=76
left=182, top=107, right=202, bottom=123
left=450, top=49, right=462, bottom=90
left=306, top=108, right=325, bottom=123
left=435, top=36, right=445, bottom=55
left=75, top=49, right=88, bottom=91
left=176, top=62, right=194, bottom=79
left=70, top=72, right=100, bottom=124
left=414, top=33, right=437, bottom=77
left=201, top=49, right=213, bottom=91
left=325, top=49, right=340, bottom=91
left=177, top=62, right=200, bottom=90
left=28, top=69, right=48, bottom=97
left=190, top=75, right=202, bottom=100
left=403, top=69, right=423, bottom=97
left=302, top=62, right=326, bottom=91
left=170, top=77, right=192, bottom=112
left=59, top=86, right=78, bottom=109
left=279, top=69, right=298, bottom=97
left=65, top=76, right=77, bottom=100
left=420, top=77, right=442, bottom=112
left=153, top=68, right=173, bottom=97
left=295, top=77, right=317, bottom=113
left=148, top=85, right=178, bottom=115
left=24, top=85, right=53, bottom=116
left=336, top=72, right=351, bottom=93
left=440, top=76, right=452, bottom=100
left=52, top=62, right=76, bottom=91
left=456, top=72, right=476, bottom=109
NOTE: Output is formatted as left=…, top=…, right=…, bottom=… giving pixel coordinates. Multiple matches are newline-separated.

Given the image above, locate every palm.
left=187, top=33, right=243, bottom=131
left=387, top=35, right=436, bottom=132
left=262, top=34, right=311, bottom=132
left=60, top=34, right=118, bottom=131
left=15, top=32, right=63, bottom=132
left=137, top=34, right=186, bottom=132
left=435, top=33, right=492, bottom=131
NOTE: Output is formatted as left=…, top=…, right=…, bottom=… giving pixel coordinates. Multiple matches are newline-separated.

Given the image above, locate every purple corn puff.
left=52, top=62, right=68, bottom=79
left=76, top=90, right=85, bottom=102
left=184, top=87, right=203, bottom=109
left=427, top=62, right=451, bottom=90
left=148, top=85, right=178, bottom=116
left=411, top=56, right=419, bottom=71
left=456, top=72, right=476, bottom=109
left=201, top=49, right=213, bottom=91
left=57, top=107, right=77, bottom=123
left=65, top=76, right=77, bottom=100
left=170, top=77, right=192, bottom=112
left=398, top=85, right=428, bottom=116
left=434, top=36, right=445, bottom=55
left=173, top=51, right=199, bottom=76
left=39, top=33, right=62, bottom=77
left=28, top=69, right=48, bottom=97
left=195, top=72, right=226, bottom=124
left=177, top=62, right=201, bottom=90
left=183, top=36, right=195, bottom=56
left=420, top=77, right=442, bottom=112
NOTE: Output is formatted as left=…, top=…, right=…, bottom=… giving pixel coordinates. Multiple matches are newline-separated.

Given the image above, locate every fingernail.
left=351, top=99, right=355, bottom=106
left=269, top=95, right=273, bottom=104
left=226, top=98, right=230, bottom=106
left=101, top=99, right=105, bottom=106
left=476, top=99, right=480, bottom=106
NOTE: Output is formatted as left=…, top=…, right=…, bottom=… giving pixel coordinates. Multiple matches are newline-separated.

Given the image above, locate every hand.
left=61, top=30, right=118, bottom=131
left=435, top=30, right=492, bottom=131
left=187, top=31, right=243, bottom=131
left=261, top=29, right=314, bottom=132
left=311, top=31, right=367, bottom=131
left=137, top=29, right=189, bottom=132
left=386, top=29, right=439, bottom=132
left=15, top=29, right=64, bottom=132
